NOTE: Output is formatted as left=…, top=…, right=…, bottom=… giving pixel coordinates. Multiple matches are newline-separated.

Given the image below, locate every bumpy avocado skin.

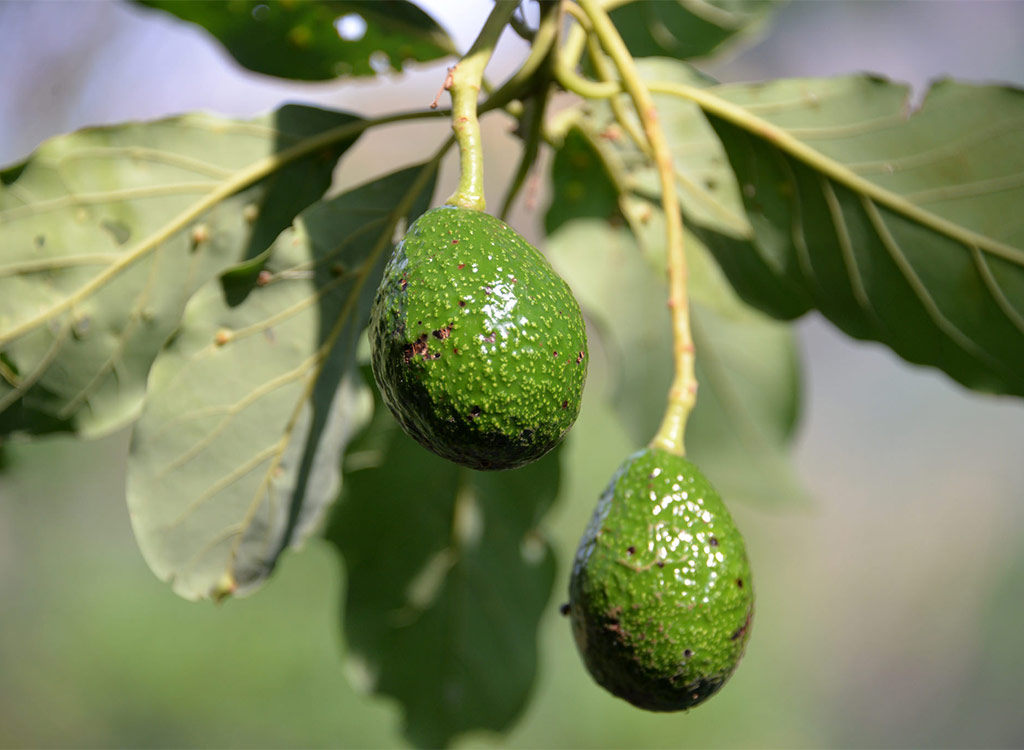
left=369, top=206, right=588, bottom=471
left=569, top=447, right=753, bottom=711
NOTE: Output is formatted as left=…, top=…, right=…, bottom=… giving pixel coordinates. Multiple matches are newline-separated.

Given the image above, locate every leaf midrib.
left=0, top=109, right=445, bottom=349
left=650, top=80, right=1024, bottom=267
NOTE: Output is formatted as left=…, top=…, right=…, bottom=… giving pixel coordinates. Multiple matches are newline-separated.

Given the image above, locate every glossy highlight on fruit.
left=369, top=205, right=587, bottom=471
left=569, top=447, right=753, bottom=711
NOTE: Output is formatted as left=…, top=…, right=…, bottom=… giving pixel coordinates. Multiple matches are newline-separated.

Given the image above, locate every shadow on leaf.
left=327, top=371, right=560, bottom=748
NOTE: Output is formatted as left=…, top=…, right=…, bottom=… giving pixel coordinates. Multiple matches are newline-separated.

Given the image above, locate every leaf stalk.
left=577, top=0, right=697, bottom=456
left=445, top=1, right=520, bottom=211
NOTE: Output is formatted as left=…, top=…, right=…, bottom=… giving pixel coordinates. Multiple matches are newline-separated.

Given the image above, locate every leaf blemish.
left=101, top=219, right=131, bottom=246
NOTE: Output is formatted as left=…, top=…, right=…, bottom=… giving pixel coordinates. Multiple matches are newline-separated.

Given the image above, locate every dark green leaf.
left=0, top=105, right=362, bottom=438
left=329, top=377, right=558, bottom=747
left=545, top=124, right=625, bottom=234
left=126, top=164, right=437, bottom=601
left=581, top=58, right=1024, bottom=396
left=136, top=0, right=456, bottom=81
left=609, top=0, right=782, bottom=61
left=698, top=76, right=1024, bottom=395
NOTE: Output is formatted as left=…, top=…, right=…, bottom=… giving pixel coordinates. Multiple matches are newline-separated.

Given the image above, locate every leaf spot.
left=99, top=219, right=131, bottom=245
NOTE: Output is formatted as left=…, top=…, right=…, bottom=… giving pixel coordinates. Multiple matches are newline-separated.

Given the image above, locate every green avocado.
left=369, top=205, right=588, bottom=471
left=569, top=447, right=753, bottom=711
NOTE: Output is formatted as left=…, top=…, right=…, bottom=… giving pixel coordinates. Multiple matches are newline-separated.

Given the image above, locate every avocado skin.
left=569, top=447, right=753, bottom=711
left=369, top=206, right=587, bottom=471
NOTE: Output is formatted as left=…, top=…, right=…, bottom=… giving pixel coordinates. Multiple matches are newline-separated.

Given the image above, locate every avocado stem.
left=577, top=0, right=697, bottom=457
left=445, top=1, right=519, bottom=212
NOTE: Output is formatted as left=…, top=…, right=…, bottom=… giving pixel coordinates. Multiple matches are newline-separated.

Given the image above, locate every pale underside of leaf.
left=126, top=164, right=437, bottom=601
left=0, top=106, right=365, bottom=437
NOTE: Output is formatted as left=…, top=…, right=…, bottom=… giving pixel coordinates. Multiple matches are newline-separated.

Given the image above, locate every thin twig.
left=430, top=65, right=456, bottom=110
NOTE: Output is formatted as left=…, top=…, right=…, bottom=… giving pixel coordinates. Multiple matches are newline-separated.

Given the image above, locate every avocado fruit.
left=569, top=447, right=753, bottom=711
left=369, top=205, right=587, bottom=471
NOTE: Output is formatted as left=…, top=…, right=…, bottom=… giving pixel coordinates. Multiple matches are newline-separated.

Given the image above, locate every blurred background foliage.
left=2, top=1, right=1024, bottom=747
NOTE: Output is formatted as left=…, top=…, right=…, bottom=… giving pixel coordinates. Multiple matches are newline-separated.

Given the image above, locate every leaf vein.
left=862, top=198, right=1007, bottom=371
left=903, top=171, right=1024, bottom=206
left=54, top=146, right=237, bottom=179
left=847, top=115, right=1024, bottom=174
left=0, top=254, right=119, bottom=278
left=0, top=318, right=73, bottom=412
left=160, top=442, right=281, bottom=532
left=969, top=244, right=1024, bottom=336
left=155, top=355, right=318, bottom=478
left=0, top=183, right=219, bottom=222
left=782, top=112, right=906, bottom=140
left=651, top=81, right=1024, bottom=267
left=821, top=177, right=877, bottom=323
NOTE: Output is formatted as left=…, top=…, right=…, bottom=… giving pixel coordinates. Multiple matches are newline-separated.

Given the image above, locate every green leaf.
left=580, top=58, right=1024, bottom=396
left=544, top=124, right=625, bottom=235
left=609, top=0, right=782, bottom=61
left=328, top=377, right=558, bottom=748
left=125, top=164, right=437, bottom=601
left=0, top=105, right=363, bottom=438
left=136, top=0, right=456, bottom=81
left=544, top=218, right=806, bottom=509
left=694, top=75, right=1024, bottom=396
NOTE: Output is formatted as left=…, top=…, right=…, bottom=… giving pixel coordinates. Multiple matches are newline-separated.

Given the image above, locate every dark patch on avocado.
left=731, top=610, right=753, bottom=641
left=402, top=333, right=430, bottom=364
